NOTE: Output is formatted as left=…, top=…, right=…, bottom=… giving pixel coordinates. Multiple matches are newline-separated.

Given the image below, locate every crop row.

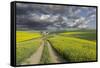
left=48, top=35, right=96, bottom=62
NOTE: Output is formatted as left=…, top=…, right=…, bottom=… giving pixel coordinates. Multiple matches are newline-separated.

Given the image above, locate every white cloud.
left=29, top=13, right=41, bottom=22
left=49, top=15, right=60, bottom=22
left=40, top=15, right=50, bottom=20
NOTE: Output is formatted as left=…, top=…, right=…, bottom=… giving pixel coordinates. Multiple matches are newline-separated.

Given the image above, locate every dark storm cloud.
left=16, top=3, right=96, bottom=30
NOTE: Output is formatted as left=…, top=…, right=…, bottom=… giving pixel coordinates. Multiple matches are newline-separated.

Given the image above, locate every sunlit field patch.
left=16, top=31, right=42, bottom=42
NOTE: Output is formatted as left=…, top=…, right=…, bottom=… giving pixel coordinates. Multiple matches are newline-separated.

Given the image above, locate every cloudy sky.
left=16, top=3, right=96, bottom=30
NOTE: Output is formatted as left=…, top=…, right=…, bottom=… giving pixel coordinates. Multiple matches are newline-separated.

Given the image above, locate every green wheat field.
left=16, top=29, right=97, bottom=65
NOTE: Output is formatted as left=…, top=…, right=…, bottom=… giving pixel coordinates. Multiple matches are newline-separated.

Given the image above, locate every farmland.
left=16, top=29, right=97, bottom=65
left=48, top=35, right=96, bottom=62
left=16, top=31, right=42, bottom=65
left=16, top=31, right=42, bottom=43
left=16, top=39, right=41, bottom=64
left=60, top=30, right=96, bottom=41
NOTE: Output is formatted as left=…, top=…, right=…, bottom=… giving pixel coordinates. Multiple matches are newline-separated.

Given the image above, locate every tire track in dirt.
left=46, top=40, right=66, bottom=63
left=21, top=40, right=44, bottom=65
left=21, top=38, right=66, bottom=65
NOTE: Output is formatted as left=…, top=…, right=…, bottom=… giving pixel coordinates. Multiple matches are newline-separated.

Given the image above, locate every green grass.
left=48, top=35, right=96, bottom=62
left=60, top=31, right=96, bottom=41
left=16, top=39, right=41, bottom=65
left=40, top=40, right=51, bottom=64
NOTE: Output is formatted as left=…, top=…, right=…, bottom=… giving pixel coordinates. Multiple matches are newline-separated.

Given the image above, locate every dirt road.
left=21, top=39, right=66, bottom=65
left=46, top=40, right=66, bottom=63
left=21, top=40, right=44, bottom=65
